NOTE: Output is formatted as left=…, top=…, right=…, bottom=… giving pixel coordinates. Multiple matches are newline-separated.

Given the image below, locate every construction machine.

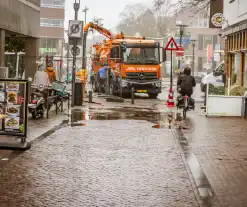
left=82, top=22, right=166, bottom=98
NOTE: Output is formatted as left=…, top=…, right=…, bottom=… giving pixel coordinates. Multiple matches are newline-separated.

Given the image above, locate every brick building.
left=167, top=2, right=224, bottom=73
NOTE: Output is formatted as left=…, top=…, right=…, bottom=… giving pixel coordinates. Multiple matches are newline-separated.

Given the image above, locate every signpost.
left=68, top=1, right=84, bottom=107
left=176, top=47, right=184, bottom=57
left=165, top=37, right=179, bottom=88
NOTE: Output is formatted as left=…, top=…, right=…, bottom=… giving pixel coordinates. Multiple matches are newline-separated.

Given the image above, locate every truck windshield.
left=123, top=47, right=159, bottom=65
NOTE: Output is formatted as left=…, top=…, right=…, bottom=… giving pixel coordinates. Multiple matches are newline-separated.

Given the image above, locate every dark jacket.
left=177, top=74, right=196, bottom=96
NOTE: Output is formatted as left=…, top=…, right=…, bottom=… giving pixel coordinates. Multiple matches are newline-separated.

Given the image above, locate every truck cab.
left=108, top=40, right=166, bottom=98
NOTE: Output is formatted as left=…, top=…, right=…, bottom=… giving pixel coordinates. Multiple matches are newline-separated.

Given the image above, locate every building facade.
left=168, top=3, right=224, bottom=74
left=223, top=0, right=247, bottom=87
left=0, top=0, right=40, bottom=79
left=40, top=0, right=65, bottom=58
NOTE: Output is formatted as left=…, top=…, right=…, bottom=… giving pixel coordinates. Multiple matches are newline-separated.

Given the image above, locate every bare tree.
left=116, top=3, right=157, bottom=37
left=154, top=0, right=174, bottom=37
left=154, top=0, right=210, bottom=13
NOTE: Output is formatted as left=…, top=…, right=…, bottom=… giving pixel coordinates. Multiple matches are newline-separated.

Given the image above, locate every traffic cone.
left=167, top=88, right=175, bottom=107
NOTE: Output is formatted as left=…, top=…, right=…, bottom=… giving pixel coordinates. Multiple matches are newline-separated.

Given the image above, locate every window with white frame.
left=188, top=19, right=209, bottom=28
left=40, top=19, right=64, bottom=27
left=41, top=0, right=65, bottom=8
left=188, top=7, right=209, bottom=28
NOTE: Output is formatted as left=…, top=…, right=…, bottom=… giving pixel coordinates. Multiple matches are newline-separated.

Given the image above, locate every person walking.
left=98, top=66, right=109, bottom=94
left=45, top=62, right=56, bottom=84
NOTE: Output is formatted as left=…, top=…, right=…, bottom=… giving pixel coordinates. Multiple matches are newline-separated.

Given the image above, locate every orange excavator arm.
left=82, top=22, right=113, bottom=68
left=84, top=22, right=112, bottom=39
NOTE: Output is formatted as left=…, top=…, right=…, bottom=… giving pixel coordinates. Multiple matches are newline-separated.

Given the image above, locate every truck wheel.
left=109, top=79, right=115, bottom=95
left=149, top=93, right=158, bottom=99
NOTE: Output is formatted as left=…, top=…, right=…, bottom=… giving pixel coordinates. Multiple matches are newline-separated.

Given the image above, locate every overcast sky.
left=65, top=0, right=152, bottom=30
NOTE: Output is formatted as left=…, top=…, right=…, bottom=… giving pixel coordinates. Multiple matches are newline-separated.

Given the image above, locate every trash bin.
left=74, top=79, right=82, bottom=106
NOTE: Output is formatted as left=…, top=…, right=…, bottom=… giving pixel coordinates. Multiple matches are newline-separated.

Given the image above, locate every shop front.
left=39, top=37, right=63, bottom=57
left=224, top=23, right=247, bottom=87
left=39, top=37, right=64, bottom=79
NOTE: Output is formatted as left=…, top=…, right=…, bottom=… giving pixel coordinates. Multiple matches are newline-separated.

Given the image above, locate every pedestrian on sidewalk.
left=45, top=62, right=56, bottom=84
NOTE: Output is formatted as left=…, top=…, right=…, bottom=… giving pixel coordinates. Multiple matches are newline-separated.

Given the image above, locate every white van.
left=200, top=60, right=224, bottom=92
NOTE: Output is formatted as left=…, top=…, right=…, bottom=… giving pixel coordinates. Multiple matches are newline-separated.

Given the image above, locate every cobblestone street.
left=1, top=85, right=247, bottom=207
left=184, top=111, right=247, bottom=207
left=0, top=119, right=199, bottom=207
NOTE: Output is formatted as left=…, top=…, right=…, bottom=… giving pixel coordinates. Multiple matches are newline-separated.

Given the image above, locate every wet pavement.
left=0, top=84, right=247, bottom=206
left=182, top=111, right=247, bottom=207
left=0, top=114, right=200, bottom=207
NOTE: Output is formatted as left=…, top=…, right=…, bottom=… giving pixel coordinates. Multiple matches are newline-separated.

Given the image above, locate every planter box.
left=206, top=95, right=243, bottom=116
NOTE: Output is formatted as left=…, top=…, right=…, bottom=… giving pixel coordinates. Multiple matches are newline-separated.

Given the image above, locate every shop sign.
left=40, top=48, right=57, bottom=53
left=0, top=80, right=28, bottom=136
left=211, top=13, right=225, bottom=27
left=209, top=0, right=223, bottom=28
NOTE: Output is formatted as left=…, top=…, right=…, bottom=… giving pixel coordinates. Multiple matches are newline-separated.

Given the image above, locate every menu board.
left=0, top=81, right=25, bottom=134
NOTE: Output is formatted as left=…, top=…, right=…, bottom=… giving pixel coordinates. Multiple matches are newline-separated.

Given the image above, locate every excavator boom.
left=84, top=22, right=112, bottom=39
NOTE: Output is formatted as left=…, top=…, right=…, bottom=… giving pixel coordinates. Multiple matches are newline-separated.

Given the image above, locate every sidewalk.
left=183, top=110, right=247, bottom=206
left=0, top=107, right=67, bottom=167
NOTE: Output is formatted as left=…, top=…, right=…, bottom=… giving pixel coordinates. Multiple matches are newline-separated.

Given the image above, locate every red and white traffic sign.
left=176, top=47, right=184, bottom=57
left=165, top=37, right=179, bottom=51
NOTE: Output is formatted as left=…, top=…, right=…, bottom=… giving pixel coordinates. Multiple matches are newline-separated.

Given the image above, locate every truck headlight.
left=155, top=82, right=162, bottom=87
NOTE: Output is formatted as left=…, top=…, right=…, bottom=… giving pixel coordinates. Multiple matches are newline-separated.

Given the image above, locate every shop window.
left=40, top=19, right=64, bottom=28
left=39, top=38, right=60, bottom=55
left=244, top=53, right=247, bottom=87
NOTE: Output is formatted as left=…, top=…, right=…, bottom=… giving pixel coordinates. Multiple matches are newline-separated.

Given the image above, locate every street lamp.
left=82, top=6, right=89, bottom=24
left=176, top=20, right=188, bottom=70
left=190, top=36, right=197, bottom=76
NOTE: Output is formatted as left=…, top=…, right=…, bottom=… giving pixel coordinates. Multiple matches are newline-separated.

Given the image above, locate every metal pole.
left=131, top=87, right=135, bottom=104
left=120, top=66, right=123, bottom=98
left=82, top=6, right=88, bottom=66
left=192, top=41, right=195, bottom=76
left=170, top=51, right=173, bottom=89
left=66, top=43, right=70, bottom=109
left=71, top=0, right=80, bottom=107
left=178, top=26, right=183, bottom=70
left=84, top=8, right=87, bottom=24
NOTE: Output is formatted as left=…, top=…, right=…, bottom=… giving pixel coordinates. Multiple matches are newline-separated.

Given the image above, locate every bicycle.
left=182, top=95, right=189, bottom=119
left=176, top=90, right=194, bottom=120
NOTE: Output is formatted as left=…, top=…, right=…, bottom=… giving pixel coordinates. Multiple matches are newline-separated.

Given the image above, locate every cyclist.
left=177, top=67, right=196, bottom=108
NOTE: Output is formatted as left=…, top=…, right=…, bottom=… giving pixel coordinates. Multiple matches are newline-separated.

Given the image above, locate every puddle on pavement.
left=70, top=108, right=170, bottom=127
left=70, top=107, right=181, bottom=129
left=175, top=127, right=219, bottom=206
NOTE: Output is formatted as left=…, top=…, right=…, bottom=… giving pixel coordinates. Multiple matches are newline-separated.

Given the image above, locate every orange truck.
left=82, top=23, right=166, bottom=98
